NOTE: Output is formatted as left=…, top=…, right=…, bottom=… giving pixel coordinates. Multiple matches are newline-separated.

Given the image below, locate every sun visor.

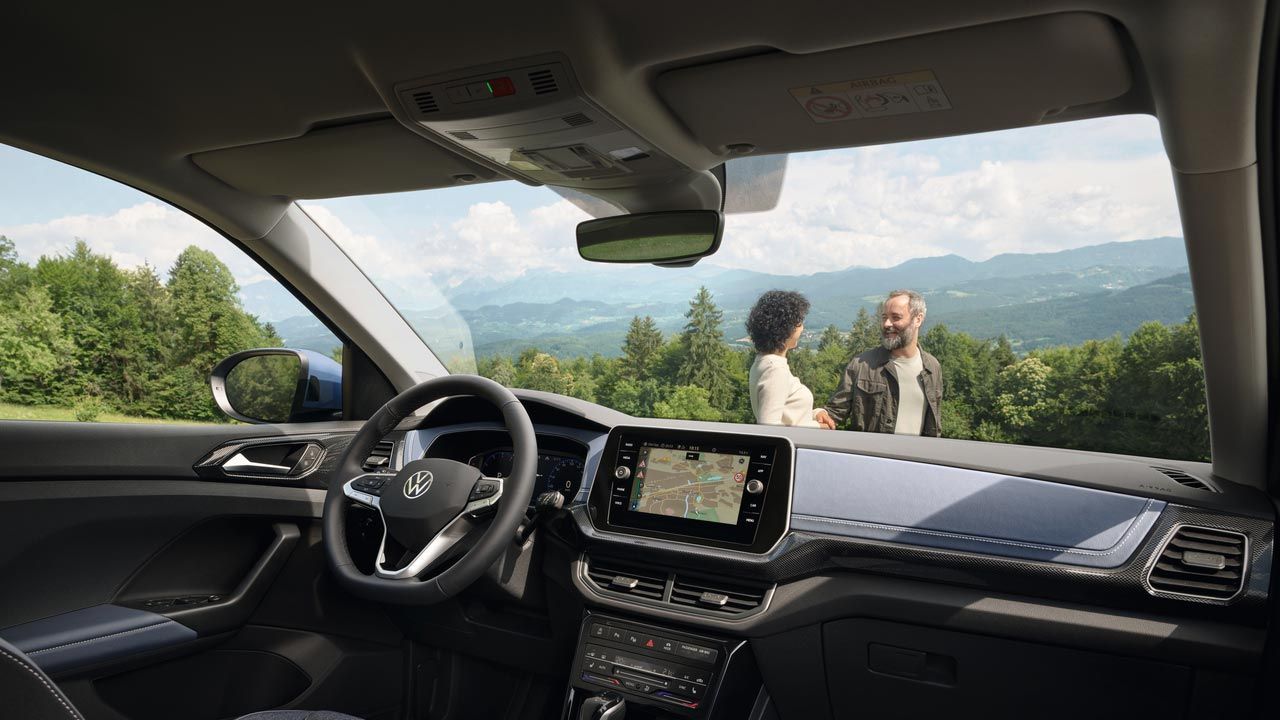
left=657, top=13, right=1134, bottom=156
left=191, top=119, right=498, bottom=199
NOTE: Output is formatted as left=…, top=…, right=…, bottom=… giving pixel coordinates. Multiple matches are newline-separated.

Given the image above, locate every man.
left=816, top=289, right=942, bottom=436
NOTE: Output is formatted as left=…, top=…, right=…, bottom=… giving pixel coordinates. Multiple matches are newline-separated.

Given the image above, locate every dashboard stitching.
left=791, top=497, right=1158, bottom=557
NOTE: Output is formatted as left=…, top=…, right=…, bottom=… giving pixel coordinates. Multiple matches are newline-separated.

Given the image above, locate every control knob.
left=745, top=479, right=764, bottom=494
left=614, top=466, right=631, bottom=480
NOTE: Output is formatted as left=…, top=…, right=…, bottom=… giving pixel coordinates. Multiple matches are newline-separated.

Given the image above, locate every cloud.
left=0, top=201, right=267, bottom=287
left=303, top=197, right=589, bottom=301
left=714, top=145, right=1179, bottom=274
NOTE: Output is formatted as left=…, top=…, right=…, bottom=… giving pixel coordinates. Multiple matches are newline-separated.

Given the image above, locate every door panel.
left=0, top=420, right=401, bottom=720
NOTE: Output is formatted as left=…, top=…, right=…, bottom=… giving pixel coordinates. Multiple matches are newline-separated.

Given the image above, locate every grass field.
left=0, top=402, right=221, bottom=425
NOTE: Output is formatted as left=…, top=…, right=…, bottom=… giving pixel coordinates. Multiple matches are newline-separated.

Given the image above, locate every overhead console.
left=393, top=56, right=694, bottom=191
left=586, top=426, right=793, bottom=554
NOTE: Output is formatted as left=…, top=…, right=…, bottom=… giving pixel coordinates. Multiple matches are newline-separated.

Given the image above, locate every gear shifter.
left=578, top=692, right=626, bottom=720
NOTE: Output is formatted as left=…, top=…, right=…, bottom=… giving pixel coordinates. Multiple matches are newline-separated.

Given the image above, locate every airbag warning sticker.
left=791, top=70, right=952, bottom=123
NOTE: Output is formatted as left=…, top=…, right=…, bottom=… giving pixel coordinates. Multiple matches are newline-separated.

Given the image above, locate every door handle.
left=222, top=452, right=293, bottom=475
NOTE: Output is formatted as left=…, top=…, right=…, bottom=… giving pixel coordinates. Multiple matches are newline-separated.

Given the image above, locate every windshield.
left=303, top=114, right=1205, bottom=460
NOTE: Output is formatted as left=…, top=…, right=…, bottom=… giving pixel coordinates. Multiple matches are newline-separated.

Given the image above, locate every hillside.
left=263, top=236, right=1193, bottom=358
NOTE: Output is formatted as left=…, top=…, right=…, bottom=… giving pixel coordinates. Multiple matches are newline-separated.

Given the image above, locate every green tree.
left=675, top=287, right=732, bottom=407
left=515, top=351, right=572, bottom=395
left=652, top=385, right=721, bottom=422
left=118, top=264, right=172, bottom=414
left=848, top=307, right=880, bottom=354
left=483, top=356, right=517, bottom=387
left=157, top=246, right=280, bottom=421
left=818, top=324, right=844, bottom=352
left=35, top=240, right=138, bottom=401
left=622, top=315, right=663, bottom=379
left=0, top=235, right=33, bottom=298
left=994, top=357, right=1053, bottom=432
left=0, top=285, right=78, bottom=403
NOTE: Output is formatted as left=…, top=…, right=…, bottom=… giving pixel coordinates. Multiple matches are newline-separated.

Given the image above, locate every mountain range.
left=254, top=236, right=1194, bottom=358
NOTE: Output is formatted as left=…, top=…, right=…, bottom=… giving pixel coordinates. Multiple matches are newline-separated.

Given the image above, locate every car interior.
left=2, top=1, right=1279, bottom=719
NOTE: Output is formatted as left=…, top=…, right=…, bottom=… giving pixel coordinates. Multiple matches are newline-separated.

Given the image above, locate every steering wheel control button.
left=614, top=465, right=631, bottom=480
left=477, top=481, right=499, bottom=496
left=745, top=478, right=765, bottom=494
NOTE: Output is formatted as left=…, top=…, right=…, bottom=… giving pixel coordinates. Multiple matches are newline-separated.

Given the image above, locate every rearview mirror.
left=577, top=210, right=723, bottom=265
left=210, top=348, right=342, bottom=424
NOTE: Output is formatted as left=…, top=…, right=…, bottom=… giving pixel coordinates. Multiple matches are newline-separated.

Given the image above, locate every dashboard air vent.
left=412, top=90, right=439, bottom=114
left=1152, top=466, right=1216, bottom=492
left=585, top=561, right=665, bottom=601
left=529, top=69, right=558, bottom=95
left=1148, top=525, right=1247, bottom=601
left=562, top=112, right=592, bottom=128
left=670, top=574, right=768, bottom=615
left=363, top=440, right=396, bottom=471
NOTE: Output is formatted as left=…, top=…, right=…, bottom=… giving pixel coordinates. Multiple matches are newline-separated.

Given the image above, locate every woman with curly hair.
left=746, top=290, right=835, bottom=429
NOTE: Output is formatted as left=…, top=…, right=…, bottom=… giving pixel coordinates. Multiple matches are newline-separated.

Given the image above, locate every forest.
left=476, top=287, right=1209, bottom=462
left=0, top=237, right=1208, bottom=461
left=0, top=237, right=282, bottom=421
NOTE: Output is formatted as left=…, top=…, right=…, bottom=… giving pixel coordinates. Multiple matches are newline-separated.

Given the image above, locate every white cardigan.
left=749, top=353, right=822, bottom=428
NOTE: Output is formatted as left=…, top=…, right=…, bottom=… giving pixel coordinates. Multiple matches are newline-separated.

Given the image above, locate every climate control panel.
left=571, top=614, right=732, bottom=715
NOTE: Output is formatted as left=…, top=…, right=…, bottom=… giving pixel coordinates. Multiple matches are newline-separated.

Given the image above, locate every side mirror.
left=210, top=348, right=342, bottom=424
left=576, top=210, right=724, bottom=266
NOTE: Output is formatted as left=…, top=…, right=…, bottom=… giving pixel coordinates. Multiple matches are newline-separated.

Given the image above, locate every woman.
left=746, top=290, right=834, bottom=428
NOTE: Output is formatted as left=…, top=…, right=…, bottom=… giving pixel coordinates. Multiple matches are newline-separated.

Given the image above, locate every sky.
left=0, top=114, right=1182, bottom=319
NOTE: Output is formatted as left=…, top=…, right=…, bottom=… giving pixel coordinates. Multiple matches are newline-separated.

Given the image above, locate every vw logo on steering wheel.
left=403, top=471, right=434, bottom=499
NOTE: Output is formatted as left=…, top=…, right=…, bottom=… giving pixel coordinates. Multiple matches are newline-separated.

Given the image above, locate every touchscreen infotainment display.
left=629, top=446, right=751, bottom=525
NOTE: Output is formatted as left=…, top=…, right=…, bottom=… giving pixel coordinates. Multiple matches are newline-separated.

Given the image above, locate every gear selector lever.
left=579, top=693, right=626, bottom=720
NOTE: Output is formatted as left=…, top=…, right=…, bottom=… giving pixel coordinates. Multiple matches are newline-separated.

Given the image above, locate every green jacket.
left=823, top=346, right=943, bottom=437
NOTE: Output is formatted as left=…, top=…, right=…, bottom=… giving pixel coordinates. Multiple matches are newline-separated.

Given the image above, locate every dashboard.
left=388, top=394, right=1274, bottom=720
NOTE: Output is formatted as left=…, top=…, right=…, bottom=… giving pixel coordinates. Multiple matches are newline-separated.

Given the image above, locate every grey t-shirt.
left=889, top=351, right=925, bottom=435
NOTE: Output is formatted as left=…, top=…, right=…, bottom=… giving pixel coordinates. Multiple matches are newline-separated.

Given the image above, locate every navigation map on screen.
left=629, top=446, right=750, bottom=525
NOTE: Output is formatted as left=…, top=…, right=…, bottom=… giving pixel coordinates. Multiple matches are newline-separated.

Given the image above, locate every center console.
left=567, top=613, right=757, bottom=719
left=586, top=426, right=794, bottom=554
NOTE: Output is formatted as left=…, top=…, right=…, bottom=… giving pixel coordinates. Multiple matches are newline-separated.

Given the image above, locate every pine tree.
left=676, top=286, right=731, bottom=406
left=622, top=315, right=663, bottom=379
left=848, top=307, right=880, bottom=354
left=818, top=324, right=844, bottom=352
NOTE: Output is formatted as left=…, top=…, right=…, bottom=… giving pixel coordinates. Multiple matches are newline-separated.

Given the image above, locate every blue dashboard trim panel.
left=791, top=449, right=1165, bottom=568
left=0, top=603, right=197, bottom=676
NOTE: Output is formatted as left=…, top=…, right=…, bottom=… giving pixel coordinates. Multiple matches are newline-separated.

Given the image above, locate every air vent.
left=1148, top=525, right=1247, bottom=601
left=363, top=440, right=396, bottom=471
left=562, top=112, right=592, bottom=128
left=586, top=561, right=665, bottom=601
left=412, top=90, right=439, bottom=114
left=529, top=69, right=558, bottom=95
left=449, top=130, right=477, bottom=140
left=1152, top=466, right=1216, bottom=492
left=671, top=574, right=769, bottom=615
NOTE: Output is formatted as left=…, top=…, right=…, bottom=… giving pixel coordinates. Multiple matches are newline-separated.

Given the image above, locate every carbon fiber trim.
left=569, top=503, right=1273, bottom=625
left=194, top=432, right=355, bottom=486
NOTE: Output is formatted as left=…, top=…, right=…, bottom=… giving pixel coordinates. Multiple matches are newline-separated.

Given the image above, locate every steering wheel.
left=322, top=375, right=536, bottom=604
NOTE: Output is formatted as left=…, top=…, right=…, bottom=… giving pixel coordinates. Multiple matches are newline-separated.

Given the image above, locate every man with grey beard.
left=816, top=289, right=942, bottom=436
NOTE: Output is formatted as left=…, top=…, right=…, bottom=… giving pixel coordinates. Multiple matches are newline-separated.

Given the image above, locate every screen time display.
left=628, top=446, right=751, bottom=525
